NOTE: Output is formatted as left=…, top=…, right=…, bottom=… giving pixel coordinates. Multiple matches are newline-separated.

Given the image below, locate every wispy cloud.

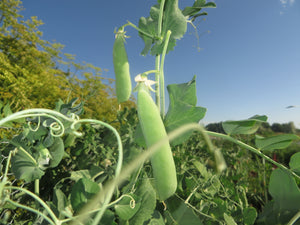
left=280, top=0, right=295, bottom=7
left=279, top=0, right=296, bottom=14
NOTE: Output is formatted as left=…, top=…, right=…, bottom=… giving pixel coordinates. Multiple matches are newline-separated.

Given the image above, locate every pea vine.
left=1, top=0, right=300, bottom=224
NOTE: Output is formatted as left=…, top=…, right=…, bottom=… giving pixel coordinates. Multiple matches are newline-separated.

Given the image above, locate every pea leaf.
left=269, top=169, right=300, bottom=211
left=48, top=137, right=65, bottom=168
left=114, top=194, right=141, bottom=221
left=255, top=134, right=299, bottom=152
left=129, top=178, right=156, bottom=225
left=224, top=213, right=237, bottom=225
left=222, top=115, right=267, bottom=135
left=138, top=0, right=187, bottom=56
left=243, top=207, right=257, bottom=225
left=164, top=195, right=203, bottom=225
left=70, top=178, right=100, bottom=212
left=51, top=187, right=68, bottom=219
left=147, top=210, right=165, bottom=225
left=164, top=76, right=206, bottom=146
left=289, top=152, right=300, bottom=175
left=11, top=147, right=45, bottom=182
left=182, top=0, right=216, bottom=22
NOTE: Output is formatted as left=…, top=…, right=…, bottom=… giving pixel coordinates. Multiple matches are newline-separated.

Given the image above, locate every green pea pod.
left=137, top=83, right=177, bottom=201
left=113, top=28, right=131, bottom=103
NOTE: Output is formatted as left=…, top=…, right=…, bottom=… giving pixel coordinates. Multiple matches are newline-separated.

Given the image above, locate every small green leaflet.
left=222, top=115, right=267, bottom=135
left=70, top=178, right=100, bottom=212
left=224, top=213, right=237, bottom=225
left=164, top=196, right=203, bottom=225
left=289, top=152, right=300, bottom=175
left=182, top=0, right=216, bottom=22
left=255, top=134, right=299, bottom=152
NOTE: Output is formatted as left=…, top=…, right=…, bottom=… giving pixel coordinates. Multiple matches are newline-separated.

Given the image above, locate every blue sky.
left=21, top=0, right=300, bottom=127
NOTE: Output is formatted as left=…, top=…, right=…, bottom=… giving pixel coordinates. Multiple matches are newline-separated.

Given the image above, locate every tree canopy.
left=0, top=0, right=135, bottom=122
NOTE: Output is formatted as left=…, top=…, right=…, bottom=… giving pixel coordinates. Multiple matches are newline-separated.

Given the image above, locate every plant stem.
left=262, top=158, right=268, bottom=203
left=159, top=30, right=171, bottom=118
left=206, top=131, right=300, bottom=180
left=155, top=55, right=161, bottom=111
left=5, top=186, right=60, bottom=224
left=34, top=179, right=39, bottom=196
left=155, top=0, right=166, bottom=111
left=157, top=0, right=165, bottom=36
left=5, top=199, right=57, bottom=225
left=125, top=21, right=155, bottom=40
left=287, top=210, right=300, bottom=225
left=69, top=119, right=123, bottom=225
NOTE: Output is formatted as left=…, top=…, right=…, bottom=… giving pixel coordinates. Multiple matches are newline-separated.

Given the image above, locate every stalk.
left=159, top=30, right=171, bottom=118
left=155, top=0, right=166, bottom=111
left=5, top=186, right=60, bottom=224
left=206, top=131, right=300, bottom=180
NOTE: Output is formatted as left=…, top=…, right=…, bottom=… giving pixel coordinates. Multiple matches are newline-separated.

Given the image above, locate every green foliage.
left=1, top=0, right=300, bottom=225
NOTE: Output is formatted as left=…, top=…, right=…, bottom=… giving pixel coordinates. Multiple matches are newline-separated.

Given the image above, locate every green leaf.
left=134, top=122, right=146, bottom=148
left=51, top=188, right=68, bottom=219
left=192, top=160, right=210, bottom=180
left=148, top=210, right=165, bottom=225
left=48, top=137, right=64, bottom=168
left=243, top=207, right=257, bottom=225
left=182, top=0, right=216, bottom=21
left=268, top=169, right=300, bottom=211
left=129, top=178, right=156, bottom=225
left=222, top=115, right=267, bottom=135
left=99, top=210, right=117, bottom=225
left=70, top=178, right=100, bottom=212
left=11, top=147, right=45, bottom=182
left=165, top=196, right=203, bottom=225
left=114, top=194, right=141, bottom=221
left=164, top=76, right=206, bottom=146
left=138, top=0, right=187, bottom=56
left=289, top=152, right=300, bottom=174
left=255, top=134, right=299, bottom=152
left=224, top=213, right=237, bottom=225
left=3, top=103, right=12, bottom=117
left=138, top=5, right=159, bottom=56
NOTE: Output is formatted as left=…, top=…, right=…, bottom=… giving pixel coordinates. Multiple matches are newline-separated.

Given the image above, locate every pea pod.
left=113, top=28, right=131, bottom=103
left=137, top=82, right=177, bottom=201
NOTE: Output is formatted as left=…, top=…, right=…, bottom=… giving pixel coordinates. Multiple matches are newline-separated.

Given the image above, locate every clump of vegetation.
left=1, top=0, right=300, bottom=224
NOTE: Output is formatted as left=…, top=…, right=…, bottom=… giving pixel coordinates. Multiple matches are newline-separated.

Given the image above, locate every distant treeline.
left=205, top=121, right=299, bottom=134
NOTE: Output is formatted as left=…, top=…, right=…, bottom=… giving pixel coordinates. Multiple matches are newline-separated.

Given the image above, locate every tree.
left=0, top=0, right=134, bottom=122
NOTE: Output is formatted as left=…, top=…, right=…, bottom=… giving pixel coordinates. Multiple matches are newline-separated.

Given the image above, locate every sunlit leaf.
left=139, top=0, right=187, bottom=56
left=222, top=115, right=267, bottom=135
left=164, top=76, right=206, bottom=146
left=224, top=213, right=237, bottom=225
left=255, top=134, right=299, bottom=152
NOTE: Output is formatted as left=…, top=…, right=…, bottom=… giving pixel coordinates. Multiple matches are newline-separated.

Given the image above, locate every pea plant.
left=1, top=0, right=300, bottom=224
